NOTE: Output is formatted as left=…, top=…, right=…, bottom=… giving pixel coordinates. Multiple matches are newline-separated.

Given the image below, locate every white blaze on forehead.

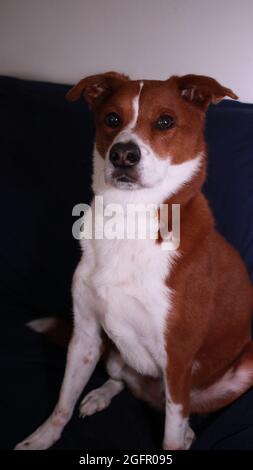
left=127, top=81, right=144, bottom=130
left=110, top=81, right=143, bottom=147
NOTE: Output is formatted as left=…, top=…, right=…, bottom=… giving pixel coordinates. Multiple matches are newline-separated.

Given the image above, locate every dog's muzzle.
left=109, top=141, right=141, bottom=187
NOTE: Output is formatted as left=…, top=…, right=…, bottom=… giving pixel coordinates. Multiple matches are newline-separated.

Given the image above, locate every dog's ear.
left=66, top=71, right=129, bottom=109
left=175, top=74, right=238, bottom=109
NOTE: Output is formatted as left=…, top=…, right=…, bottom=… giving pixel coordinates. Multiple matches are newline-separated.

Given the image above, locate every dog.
left=15, top=72, right=253, bottom=450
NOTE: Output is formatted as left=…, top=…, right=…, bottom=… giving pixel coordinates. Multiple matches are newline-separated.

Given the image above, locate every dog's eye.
left=104, top=112, right=121, bottom=128
left=155, top=115, right=175, bottom=130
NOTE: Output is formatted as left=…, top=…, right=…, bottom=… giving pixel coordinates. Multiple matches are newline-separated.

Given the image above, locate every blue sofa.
left=1, top=76, right=253, bottom=449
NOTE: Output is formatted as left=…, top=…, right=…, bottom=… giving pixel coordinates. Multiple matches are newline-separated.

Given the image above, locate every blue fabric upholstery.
left=205, top=101, right=253, bottom=281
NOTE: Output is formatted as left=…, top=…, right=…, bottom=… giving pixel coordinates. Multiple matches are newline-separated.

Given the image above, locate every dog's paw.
left=184, top=426, right=195, bottom=449
left=15, top=438, right=45, bottom=451
left=14, top=425, right=60, bottom=450
left=163, top=426, right=195, bottom=451
left=79, top=389, right=111, bottom=418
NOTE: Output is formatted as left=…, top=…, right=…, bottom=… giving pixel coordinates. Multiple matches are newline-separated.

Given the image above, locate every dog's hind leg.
left=79, top=348, right=125, bottom=417
left=79, top=378, right=124, bottom=417
left=80, top=348, right=164, bottom=418
left=190, top=341, right=253, bottom=413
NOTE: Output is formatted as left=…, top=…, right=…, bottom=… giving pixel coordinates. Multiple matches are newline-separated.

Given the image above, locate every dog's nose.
left=109, top=142, right=141, bottom=168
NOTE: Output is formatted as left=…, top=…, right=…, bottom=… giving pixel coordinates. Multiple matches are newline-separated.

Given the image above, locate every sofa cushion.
left=204, top=100, right=253, bottom=281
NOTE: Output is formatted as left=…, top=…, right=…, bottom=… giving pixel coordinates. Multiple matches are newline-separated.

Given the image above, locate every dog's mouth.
left=108, top=169, right=141, bottom=189
left=116, top=174, right=136, bottom=184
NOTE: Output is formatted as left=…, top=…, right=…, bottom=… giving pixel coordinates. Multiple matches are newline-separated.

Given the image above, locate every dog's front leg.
left=15, top=325, right=101, bottom=450
left=15, top=264, right=102, bottom=450
left=163, top=356, right=195, bottom=451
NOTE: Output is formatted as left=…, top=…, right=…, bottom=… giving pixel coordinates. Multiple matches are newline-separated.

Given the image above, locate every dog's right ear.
left=66, top=71, right=129, bottom=109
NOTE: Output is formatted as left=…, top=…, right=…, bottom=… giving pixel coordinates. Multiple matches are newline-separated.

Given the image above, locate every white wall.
left=0, top=0, right=252, bottom=102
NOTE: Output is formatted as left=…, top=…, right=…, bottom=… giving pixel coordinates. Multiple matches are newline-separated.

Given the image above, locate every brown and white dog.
left=15, top=73, right=253, bottom=450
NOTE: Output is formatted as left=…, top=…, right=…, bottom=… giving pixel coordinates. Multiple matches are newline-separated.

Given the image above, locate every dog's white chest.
left=83, top=235, right=173, bottom=377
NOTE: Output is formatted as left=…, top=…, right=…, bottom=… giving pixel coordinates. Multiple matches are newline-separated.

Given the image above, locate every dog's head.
left=67, top=72, right=237, bottom=193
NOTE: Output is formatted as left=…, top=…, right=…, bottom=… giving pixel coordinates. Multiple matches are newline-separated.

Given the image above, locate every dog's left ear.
left=176, top=74, right=238, bottom=109
left=66, top=71, right=129, bottom=109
